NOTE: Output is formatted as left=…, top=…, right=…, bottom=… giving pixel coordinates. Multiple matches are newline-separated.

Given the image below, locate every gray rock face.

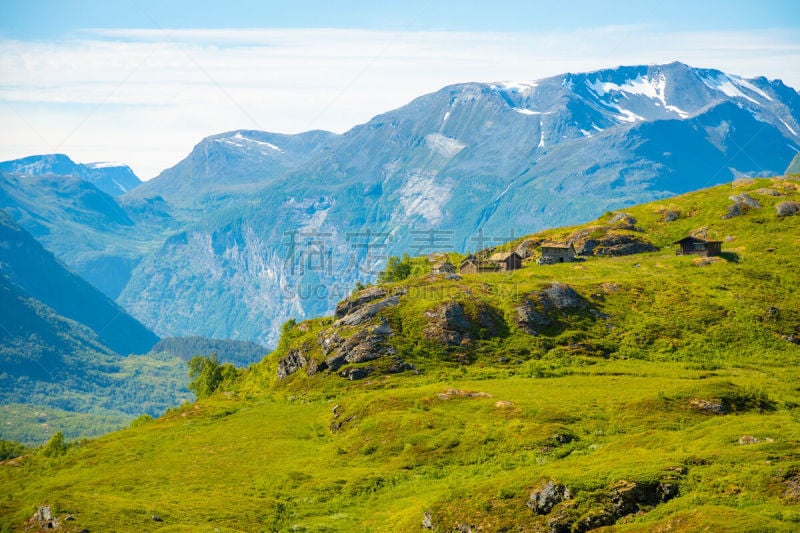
left=776, top=200, right=800, bottom=216
left=423, top=301, right=504, bottom=346
left=515, top=299, right=552, bottom=334
left=609, top=212, right=637, bottom=229
left=334, top=287, right=388, bottom=319
left=339, top=367, right=372, bottom=380
left=277, top=349, right=309, bottom=379
left=662, top=210, right=680, bottom=222
left=722, top=202, right=745, bottom=219
left=321, top=328, right=396, bottom=371
left=729, top=193, right=761, bottom=208
left=542, top=283, right=585, bottom=311
left=528, top=481, right=572, bottom=515
left=689, top=398, right=729, bottom=414
left=334, top=295, right=400, bottom=327
left=593, top=234, right=658, bottom=256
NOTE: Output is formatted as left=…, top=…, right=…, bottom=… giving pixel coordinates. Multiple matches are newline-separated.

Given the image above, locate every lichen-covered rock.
left=784, top=473, right=800, bottom=501
left=334, top=295, right=400, bottom=326
left=339, top=367, right=372, bottom=380
left=528, top=481, right=571, bottom=515
left=689, top=398, right=728, bottom=415
left=323, top=329, right=396, bottom=371
left=334, top=286, right=387, bottom=319
left=423, top=301, right=504, bottom=346
left=541, top=283, right=584, bottom=311
left=776, top=201, right=800, bottom=217
left=515, top=299, right=552, bottom=334
left=609, top=212, right=637, bottom=229
left=516, top=239, right=538, bottom=258
left=593, top=234, right=658, bottom=256
left=662, top=210, right=680, bottom=222
left=729, top=193, right=761, bottom=208
left=722, top=202, right=745, bottom=219
left=277, top=349, right=309, bottom=379
left=755, top=187, right=781, bottom=196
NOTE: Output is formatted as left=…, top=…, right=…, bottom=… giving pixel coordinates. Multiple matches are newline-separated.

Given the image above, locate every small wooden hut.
left=673, top=236, right=722, bottom=257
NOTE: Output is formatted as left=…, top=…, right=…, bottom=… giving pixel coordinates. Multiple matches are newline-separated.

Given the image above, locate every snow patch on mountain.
left=425, top=133, right=465, bottom=158
left=86, top=161, right=127, bottom=169
left=779, top=118, right=798, bottom=136
left=700, top=73, right=760, bottom=105
left=513, top=108, right=551, bottom=116
left=586, top=74, right=688, bottom=118
left=733, top=78, right=773, bottom=101
left=399, top=173, right=452, bottom=225
left=613, top=106, right=645, bottom=123
left=218, top=132, right=284, bottom=153
left=495, top=81, right=537, bottom=93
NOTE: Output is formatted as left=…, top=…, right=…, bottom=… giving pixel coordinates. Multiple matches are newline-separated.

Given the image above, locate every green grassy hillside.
left=1, top=177, right=799, bottom=532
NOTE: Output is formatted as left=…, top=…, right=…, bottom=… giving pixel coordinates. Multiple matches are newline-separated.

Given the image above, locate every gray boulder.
left=277, top=349, right=308, bottom=379
left=528, top=481, right=571, bottom=515
left=728, top=193, right=761, bottom=208
left=333, top=286, right=387, bottom=319
left=334, top=295, right=400, bottom=326
left=541, top=283, right=584, bottom=311
left=776, top=201, right=800, bottom=216
left=515, top=299, right=552, bottom=334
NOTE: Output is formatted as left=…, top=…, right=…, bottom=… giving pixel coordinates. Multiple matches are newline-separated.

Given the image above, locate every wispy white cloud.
left=1, top=27, right=799, bottom=179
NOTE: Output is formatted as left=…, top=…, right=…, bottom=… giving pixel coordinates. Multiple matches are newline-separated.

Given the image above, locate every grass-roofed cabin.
left=488, top=251, right=523, bottom=271
left=673, top=236, right=722, bottom=257
left=431, top=261, right=456, bottom=274
left=538, top=242, right=576, bottom=264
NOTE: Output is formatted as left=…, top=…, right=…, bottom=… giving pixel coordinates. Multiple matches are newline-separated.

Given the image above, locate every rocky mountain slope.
left=0, top=154, right=141, bottom=197
left=3, top=63, right=799, bottom=347
left=0, top=211, right=188, bottom=444
left=2, top=177, right=798, bottom=531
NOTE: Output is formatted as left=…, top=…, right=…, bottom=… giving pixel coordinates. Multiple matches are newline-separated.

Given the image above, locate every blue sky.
left=3, top=1, right=798, bottom=36
left=1, top=1, right=799, bottom=179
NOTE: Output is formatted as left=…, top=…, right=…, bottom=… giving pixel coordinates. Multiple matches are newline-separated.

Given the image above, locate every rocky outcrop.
left=535, top=479, right=679, bottom=532
left=528, top=481, right=571, bottom=515
left=593, top=234, right=658, bottom=256
left=333, top=286, right=388, bottom=319
left=423, top=301, right=504, bottom=346
left=729, top=193, right=761, bottom=209
left=541, top=283, right=584, bottom=311
left=784, top=473, right=800, bottom=501
left=608, top=212, right=637, bottom=230
left=277, top=349, right=309, bottom=379
left=334, top=295, right=400, bottom=326
left=515, top=299, right=552, bottom=334
left=515, top=283, right=588, bottom=334
left=689, top=398, right=728, bottom=415
left=321, top=328, right=397, bottom=371
left=776, top=201, right=800, bottom=217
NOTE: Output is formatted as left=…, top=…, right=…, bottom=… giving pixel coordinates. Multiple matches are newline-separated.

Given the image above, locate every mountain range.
left=1, top=62, right=798, bottom=347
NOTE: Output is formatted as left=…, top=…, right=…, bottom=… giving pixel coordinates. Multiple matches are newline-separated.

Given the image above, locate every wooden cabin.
left=459, top=254, right=507, bottom=274
left=431, top=261, right=457, bottom=274
left=673, top=236, right=722, bottom=257
left=488, top=251, right=523, bottom=271
left=459, top=255, right=480, bottom=274
left=538, top=242, right=576, bottom=264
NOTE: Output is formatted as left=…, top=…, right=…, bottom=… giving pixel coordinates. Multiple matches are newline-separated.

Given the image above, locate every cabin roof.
left=541, top=242, right=573, bottom=249
left=488, top=251, right=521, bottom=261
left=673, top=236, right=723, bottom=245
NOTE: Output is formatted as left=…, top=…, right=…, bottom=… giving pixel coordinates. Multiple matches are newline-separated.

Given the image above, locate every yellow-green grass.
left=1, top=177, right=800, bottom=532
